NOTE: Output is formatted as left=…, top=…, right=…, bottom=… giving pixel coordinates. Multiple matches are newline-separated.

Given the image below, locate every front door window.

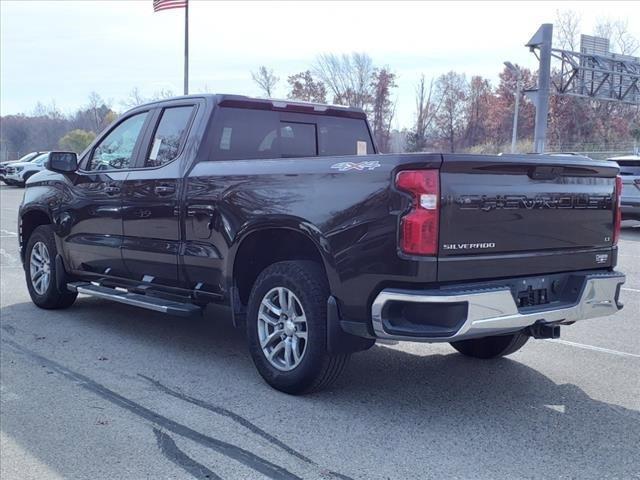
left=88, top=112, right=148, bottom=171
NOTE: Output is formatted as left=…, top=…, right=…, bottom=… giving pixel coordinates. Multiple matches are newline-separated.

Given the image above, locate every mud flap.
left=55, top=254, right=69, bottom=292
left=327, top=296, right=375, bottom=354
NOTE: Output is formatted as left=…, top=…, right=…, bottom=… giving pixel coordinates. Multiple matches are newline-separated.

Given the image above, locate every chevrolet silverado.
left=18, top=94, right=625, bottom=393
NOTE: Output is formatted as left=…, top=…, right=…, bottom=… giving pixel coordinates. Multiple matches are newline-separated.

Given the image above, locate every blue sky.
left=1, top=1, right=638, bottom=128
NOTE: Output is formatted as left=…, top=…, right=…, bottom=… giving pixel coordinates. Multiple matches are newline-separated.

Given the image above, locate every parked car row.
left=0, top=151, right=42, bottom=182
left=0, top=152, right=49, bottom=187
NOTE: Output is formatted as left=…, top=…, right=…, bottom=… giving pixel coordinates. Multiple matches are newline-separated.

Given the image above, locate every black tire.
left=450, top=332, right=529, bottom=359
left=20, top=172, right=35, bottom=187
left=246, top=261, right=350, bottom=394
left=25, top=225, right=77, bottom=309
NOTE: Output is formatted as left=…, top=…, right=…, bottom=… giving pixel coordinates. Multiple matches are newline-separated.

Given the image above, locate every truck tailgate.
left=438, top=154, right=619, bottom=282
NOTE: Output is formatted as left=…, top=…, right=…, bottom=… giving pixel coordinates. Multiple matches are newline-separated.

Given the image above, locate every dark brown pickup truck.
left=19, top=94, right=625, bottom=393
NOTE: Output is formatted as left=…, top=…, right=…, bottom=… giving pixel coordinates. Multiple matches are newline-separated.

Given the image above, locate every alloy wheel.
left=257, top=287, right=308, bottom=371
left=30, top=241, right=51, bottom=295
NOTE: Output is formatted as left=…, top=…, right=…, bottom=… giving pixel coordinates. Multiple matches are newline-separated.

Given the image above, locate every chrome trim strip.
left=371, top=272, right=625, bottom=342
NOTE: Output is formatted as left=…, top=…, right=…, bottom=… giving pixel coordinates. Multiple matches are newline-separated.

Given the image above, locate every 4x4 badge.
left=331, top=161, right=381, bottom=172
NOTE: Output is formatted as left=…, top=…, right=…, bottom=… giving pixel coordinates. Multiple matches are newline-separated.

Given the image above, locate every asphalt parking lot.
left=1, top=183, right=638, bottom=480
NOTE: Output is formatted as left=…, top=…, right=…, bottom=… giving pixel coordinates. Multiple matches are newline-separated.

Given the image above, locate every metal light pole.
left=526, top=23, right=553, bottom=153
left=504, top=61, right=522, bottom=153
left=184, top=0, right=189, bottom=95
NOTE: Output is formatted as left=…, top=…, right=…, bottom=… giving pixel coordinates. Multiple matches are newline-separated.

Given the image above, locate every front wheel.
left=20, top=171, right=36, bottom=187
left=246, top=261, right=350, bottom=394
left=25, top=225, right=77, bottom=309
left=450, top=332, right=529, bottom=359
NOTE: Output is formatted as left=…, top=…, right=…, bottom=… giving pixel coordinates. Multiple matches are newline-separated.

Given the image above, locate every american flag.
left=153, top=0, right=187, bottom=12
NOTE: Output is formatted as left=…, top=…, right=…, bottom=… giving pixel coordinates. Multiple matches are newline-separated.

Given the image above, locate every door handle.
left=105, top=185, right=120, bottom=195
left=154, top=184, right=176, bottom=196
left=187, top=205, right=216, bottom=217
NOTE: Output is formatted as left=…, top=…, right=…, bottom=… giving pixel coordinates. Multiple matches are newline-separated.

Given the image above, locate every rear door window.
left=212, top=108, right=280, bottom=160
left=145, top=106, right=194, bottom=167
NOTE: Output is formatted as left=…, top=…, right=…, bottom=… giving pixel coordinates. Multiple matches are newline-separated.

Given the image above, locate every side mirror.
left=46, top=151, right=78, bottom=173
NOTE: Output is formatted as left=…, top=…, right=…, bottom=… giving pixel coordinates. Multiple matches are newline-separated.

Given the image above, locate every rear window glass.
left=280, top=122, right=316, bottom=157
left=209, top=107, right=372, bottom=160
left=318, top=117, right=373, bottom=156
left=146, top=106, right=194, bottom=167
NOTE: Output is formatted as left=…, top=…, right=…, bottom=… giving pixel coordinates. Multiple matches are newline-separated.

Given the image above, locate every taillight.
left=396, top=170, right=439, bottom=255
left=613, top=175, right=622, bottom=245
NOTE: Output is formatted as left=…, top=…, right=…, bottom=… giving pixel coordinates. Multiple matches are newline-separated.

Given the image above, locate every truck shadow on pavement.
left=1, top=298, right=639, bottom=479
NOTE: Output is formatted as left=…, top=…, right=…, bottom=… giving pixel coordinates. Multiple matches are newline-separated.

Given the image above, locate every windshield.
left=30, top=153, right=49, bottom=166
left=17, top=152, right=40, bottom=162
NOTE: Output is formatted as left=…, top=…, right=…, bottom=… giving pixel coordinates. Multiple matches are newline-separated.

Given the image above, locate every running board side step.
left=67, top=282, right=203, bottom=317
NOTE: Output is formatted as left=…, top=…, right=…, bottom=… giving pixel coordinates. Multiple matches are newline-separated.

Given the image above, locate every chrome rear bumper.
left=371, top=271, right=625, bottom=342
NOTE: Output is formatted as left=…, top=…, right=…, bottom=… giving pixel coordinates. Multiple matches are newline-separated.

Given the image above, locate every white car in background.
left=2, top=152, right=49, bottom=187
left=609, top=155, right=640, bottom=221
left=0, top=151, right=44, bottom=183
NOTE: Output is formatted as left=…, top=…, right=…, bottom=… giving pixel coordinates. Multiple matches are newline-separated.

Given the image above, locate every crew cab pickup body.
left=19, top=94, right=625, bottom=392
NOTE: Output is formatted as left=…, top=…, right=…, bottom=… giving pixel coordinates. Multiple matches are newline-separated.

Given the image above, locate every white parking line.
left=546, top=339, right=640, bottom=359
left=0, top=230, right=17, bottom=236
left=622, top=287, right=640, bottom=293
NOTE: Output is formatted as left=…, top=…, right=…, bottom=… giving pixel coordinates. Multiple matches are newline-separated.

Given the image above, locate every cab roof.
left=136, top=94, right=368, bottom=120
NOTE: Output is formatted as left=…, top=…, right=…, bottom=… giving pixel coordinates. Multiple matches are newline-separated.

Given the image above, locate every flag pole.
left=184, top=0, right=189, bottom=95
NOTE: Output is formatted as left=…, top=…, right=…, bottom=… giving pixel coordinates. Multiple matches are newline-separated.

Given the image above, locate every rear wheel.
left=450, top=332, right=529, bottom=359
left=25, top=225, right=77, bottom=309
left=246, top=261, right=350, bottom=394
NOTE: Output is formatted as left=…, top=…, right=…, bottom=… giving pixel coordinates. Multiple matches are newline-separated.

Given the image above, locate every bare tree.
left=312, top=53, right=374, bottom=109
left=151, top=88, right=176, bottom=101
left=122, top=87, right=146, bottom=108
left=370, top=67, right=397, bottom=152
left=350, top=53, right=374, bottom=109
left=121, top=87, right=176, bottom=108
left=406, top=75, right=441, bottom=152
left=87, top=92, right=107, bottom=132
left=555, top=10, right=581, bottom=51
left=465, top=76, right=493, bottom=147
left=251, top=66, right=279, bottom=97
left=433, top=72, right=469, bottom=153
left=595, top=18, right=639, bottom=55
left=32, top=102, right=48, bottom=117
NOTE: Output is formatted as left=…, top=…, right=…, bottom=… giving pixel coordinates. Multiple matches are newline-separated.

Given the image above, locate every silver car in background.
left=610, top=155, right=640, bottom=221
